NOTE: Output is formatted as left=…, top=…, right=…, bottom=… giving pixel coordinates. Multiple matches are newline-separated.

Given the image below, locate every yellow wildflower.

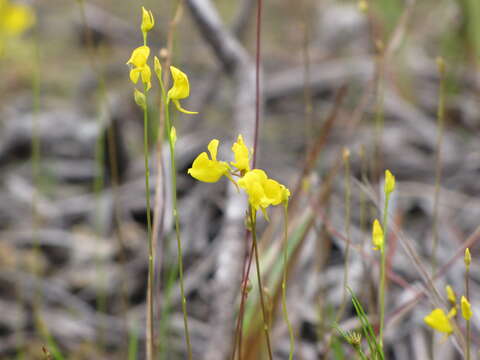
left=141, top=6, right=154, bottom=35
left=167, top=66, right=198, bottom=114
left=127, top=45, right=150, bottom=68
left=127, top=46, right=152, bottom=90
left=187, top=139, right=229, bottom=183
left=461, top=296, right=473, bottom=321
left=424, top=308, right=453, bottom=334
left=446, top=285, right=457, bottom=306
left=231, top=135, right=250, bottom=172
left=0, top=0, right=35, bottom=36
left=372, top=219, right=384, bottom=251
left=238, top=169, right=289, bottom=212
left=384, top=169, right=395, bottom=195
left=130, top=64, right=152, bottom=90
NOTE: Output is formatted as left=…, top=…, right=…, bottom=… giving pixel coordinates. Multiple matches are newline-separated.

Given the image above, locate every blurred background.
left=1, top=0, right=480, bottom=359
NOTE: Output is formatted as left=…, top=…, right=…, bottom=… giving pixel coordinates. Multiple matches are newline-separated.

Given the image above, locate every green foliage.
left=348, top=288, right=384, bottom=360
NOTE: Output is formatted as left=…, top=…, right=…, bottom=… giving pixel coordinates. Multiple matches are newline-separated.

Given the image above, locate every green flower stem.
left=165, top=99, right=193, bottom=360
left=250, top=209, right=273, bottom=360
left=282, top=204, right=295, bottom=360
left=465, top=265, right=471, bottom=360
left=155, top=75, right=173, bottom=359
left=142, top=83, right=155, bottom=360
left=378, top=192, right=391, bottom=347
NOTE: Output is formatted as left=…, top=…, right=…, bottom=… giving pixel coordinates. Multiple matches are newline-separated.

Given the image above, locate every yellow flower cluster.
left=424, top=284, right=473, bottom=335
left=0, top=0, right=35, bottom=54
left=126, top=7, right=197, bottom=114
left=188, top=135, right=290, bottom=215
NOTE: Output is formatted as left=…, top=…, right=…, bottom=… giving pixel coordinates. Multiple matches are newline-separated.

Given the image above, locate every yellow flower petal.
left=187, top=140, right=229, bottom=183
left=424, top=308, right=453, bottom=334
left=372, top=219, right=384, bottom=251
left=461, top=296, right=473, bottom=321
left=207, top=139, right=219, bottom=161
left=231, top=134, right=250, bottom=172
left=168, top=66, right=191, bottom=100
left=126, top=45, right=150, bottom=68
left=238, top=169, right=289, bottom=211
left=130, top=68, right=141, bottom=84
left=446, top=285, right=457, bottom=305
left=172, top=99, right=198, bottom=115
left=140, top=64, right=152, bottom=91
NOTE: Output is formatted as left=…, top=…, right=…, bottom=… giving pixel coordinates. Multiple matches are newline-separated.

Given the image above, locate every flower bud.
left=154, top=56, right=162, bottom=80
left=461, top=296, right=473, bottom=321
left=384, top=169, right=395, bottom=195
left=465, top=248, right=471, bottom=268
left=141, top=7, right=154, bottom=34
left=372, top=219, right=384, bottom=251
left=170, top=126, right=177, bottom=147
left=134, top=88, right=147, bottom=109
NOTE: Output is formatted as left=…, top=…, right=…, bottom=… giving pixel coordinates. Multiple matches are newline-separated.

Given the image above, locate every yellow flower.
left=127, top=46, right=152, bottom=90
left=141, top=6, right=154, bottom=34
left=385, top=169, right=395, bottom=195
left=461, top=296, right=473, bottom=321
left=187, top=139, right=229, bottom=183
left=372, top=219, right=384, bottom=251
left=130, top=64, right=152, bottom=90
left=127, top=45, right=150, bottom=68
left=446, top=285, right=457, bottom=306
left=231, top=135, right=250, bottom=172
left=0, top=0, right=35, bottom=36
left=167, top=66, right=198, bottom=114
left=424, top=308, right=453, bottom=334
left=238, top=169, right=290, bottom=211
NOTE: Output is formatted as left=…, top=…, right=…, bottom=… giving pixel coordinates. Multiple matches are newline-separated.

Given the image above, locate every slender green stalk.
left=465, top=263, right=471, bottom=360
left=432, top=57, right=446, bottom=274
left=281, top=204, right=295, bottom=360
left=142, top=82, right=155, bottom=360
left=378, top=192, right=391, bottom=348
left=164, top=100, right=192, bottom=360
left=128, top=322, right=139, bottom=360
left=250, top=209, right=273, bottom=360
